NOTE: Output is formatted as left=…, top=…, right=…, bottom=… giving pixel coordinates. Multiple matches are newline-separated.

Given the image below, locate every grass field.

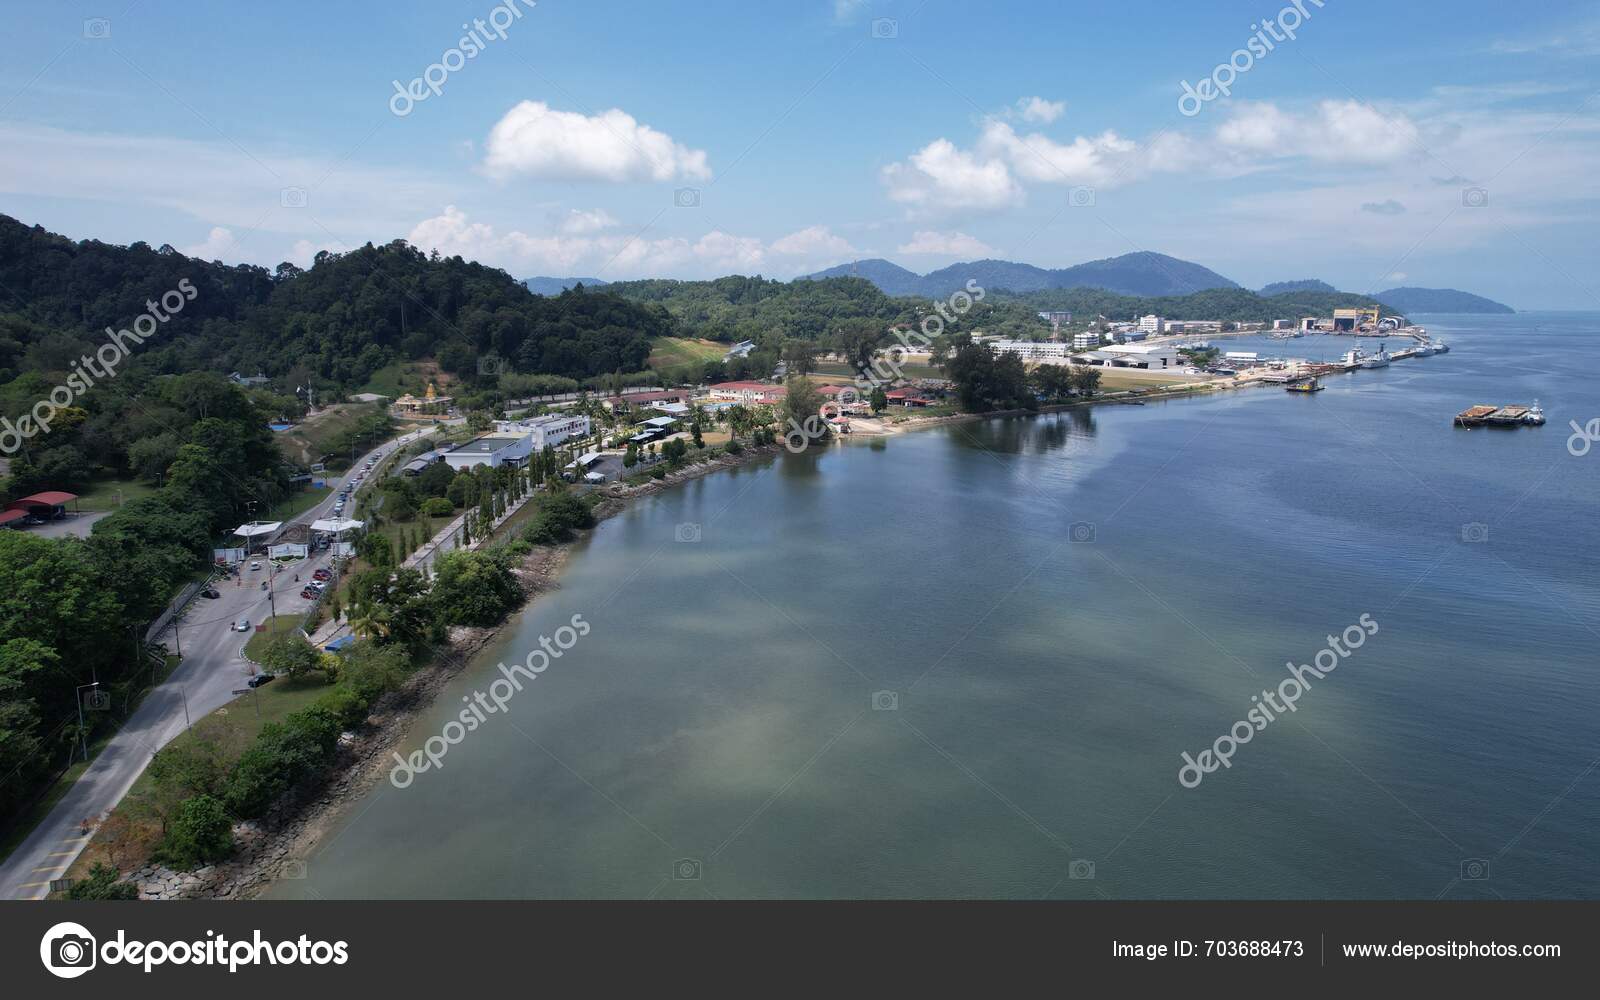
left=1093, top=369, right=1212, bottom=390
left=242, top=615, right=305, bottom=662
left=74, top=477, right=161, bottom=511
left=648, top=336, right=728, bottom=370
left=264, top=485, right=330, bottom=523
left=273, top=403, right=386, bottom=468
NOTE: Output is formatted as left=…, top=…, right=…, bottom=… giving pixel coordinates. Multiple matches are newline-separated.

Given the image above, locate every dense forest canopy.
left=0, top=214, right=672, bottom=393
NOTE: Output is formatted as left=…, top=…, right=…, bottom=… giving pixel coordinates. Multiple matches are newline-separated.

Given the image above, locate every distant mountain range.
left=523, top=262, right=1512, bottom=314
left=522, top=276, right=609, bottom=295
left=1259, top=280, right=1513, bottom=313
left=1370, top=287, right=1514, bottom=314
left=804, top=252, right=1241, bottom=298
left=1260, top=279, right=1337, bottom=296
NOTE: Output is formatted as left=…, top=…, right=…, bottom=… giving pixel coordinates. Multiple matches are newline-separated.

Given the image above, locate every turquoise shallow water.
left=274, top=313, right=1599, bottom=899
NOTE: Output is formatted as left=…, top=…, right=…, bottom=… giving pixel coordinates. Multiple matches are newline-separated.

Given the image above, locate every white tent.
left=310, top=517, right=366, bottom=534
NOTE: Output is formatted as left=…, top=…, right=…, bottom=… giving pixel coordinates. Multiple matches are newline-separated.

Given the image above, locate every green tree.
left=65, top=863, right=138, bottom=900
left=157, top=794, right=234, bottom=869
left=869, top=386, right=887, bottom=413
left=259, top=632, right=323, bottom=680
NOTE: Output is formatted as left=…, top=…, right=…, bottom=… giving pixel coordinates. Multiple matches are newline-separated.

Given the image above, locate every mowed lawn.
left=648, top=337, right=727, bottom=370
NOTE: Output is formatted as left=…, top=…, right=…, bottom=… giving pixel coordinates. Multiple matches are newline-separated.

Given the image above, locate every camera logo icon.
left=1068, top=186, right=1096, bottom=208
left=476, top=355, right=506, bottom=376
left=1460, top=858, right=1490, bottom=880
left=1068, top=859, right=1095, bottom=880
left=871, top=690, right=899, bottom=711
left=674, top=187, right=700, bottom=208
left=674, top=522, right=701, bottom=543
left=673, top=858, right=702, bottom=881
left=40, top=921, right=97, bottom=979
left=84, top=689, right=111, bottom=711
left=1068, top=521, right=1096, bottom=543
left=1460, top=522, right=1489, bottom=544
left=83, top=18, right=111, bottom=39
left=280, top=186, right=309, bottom=209
left=871, top=18, right=898, bottom=38
left=1461, top=187, right=1488, bottom=208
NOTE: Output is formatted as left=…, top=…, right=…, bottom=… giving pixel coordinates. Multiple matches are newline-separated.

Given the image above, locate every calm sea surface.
left=274, top=313, right=1599, bottom=899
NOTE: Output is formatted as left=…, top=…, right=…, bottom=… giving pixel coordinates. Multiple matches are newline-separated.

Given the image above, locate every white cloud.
left=0, top=121, right=449, bottom=249
left=404, top=207, right=859, bottom=279
left=769, top=225, right=855, bottom=258
left=182, top=226, right=238, bottom=260
left=1015, top=96, right=1065, bottom=124
left=558, top=208, right=618, bottom=234
left=1215, top=100, right=1423, bottom=165
left=482, top=101, right=711, bottom=183
left=881, top=138, right=1025, bottom=214
left=897, top=230, right=996, bottom=257
left=976, top=120, right=1136, bottom=185
left=832, top=0, right=867, bottom=22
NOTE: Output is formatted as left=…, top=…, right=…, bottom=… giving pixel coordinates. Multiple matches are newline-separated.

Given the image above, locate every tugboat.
left=1432, top=339, right=1449, bottom=354
left=1285, top=376, right=1324, bottom=393
left=1362, top=342, right=1392, bottom=368
left=1526, top=401, right=1546, bottom=425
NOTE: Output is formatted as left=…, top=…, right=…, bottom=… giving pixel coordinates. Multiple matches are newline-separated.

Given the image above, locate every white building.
left=1071, top=331, right=1101, bottom=350
left=492, top=414, right=591, bottom=450
left=444, top=434, right=535, bottom=471
left=1101, top=343, right=1182, bottom=370
left=1137, top=315, right=1166, bottom=335
left=990, top=340, right=1076, bottom=362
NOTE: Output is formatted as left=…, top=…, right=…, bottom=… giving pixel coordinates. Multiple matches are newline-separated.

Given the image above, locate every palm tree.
left=348, top=603, right=392, bottom=641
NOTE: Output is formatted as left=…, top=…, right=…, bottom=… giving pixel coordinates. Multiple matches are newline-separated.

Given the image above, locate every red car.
left=313, top=568, right=331, bottom=580
left=300, top=588, right=318, bottom=600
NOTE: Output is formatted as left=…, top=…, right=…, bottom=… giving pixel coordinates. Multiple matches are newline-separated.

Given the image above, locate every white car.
left=249, top=560, right=261, bottom=570
left=233, top=618, right=250, bottom=632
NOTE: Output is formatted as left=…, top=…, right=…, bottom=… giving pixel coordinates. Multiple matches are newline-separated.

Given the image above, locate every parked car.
left=201, top=588, right=221, bottom=599
left=313, top=569, right=331, bottom=581
left=232, top=618, right=250, bottom=632
left=300, top=588, right=318, bottom=599
left=247, top=673, right=276, bottom=689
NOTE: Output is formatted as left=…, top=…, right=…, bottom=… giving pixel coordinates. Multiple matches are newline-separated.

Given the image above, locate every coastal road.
left=0, top=427, right=435, bottom=900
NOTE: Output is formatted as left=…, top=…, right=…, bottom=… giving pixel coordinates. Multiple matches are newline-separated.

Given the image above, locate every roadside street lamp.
left=75, top=682, right=99, bottom=762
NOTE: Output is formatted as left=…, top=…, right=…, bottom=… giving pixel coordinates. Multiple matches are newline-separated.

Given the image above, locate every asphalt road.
left=0, top=426, right=437, bottom=900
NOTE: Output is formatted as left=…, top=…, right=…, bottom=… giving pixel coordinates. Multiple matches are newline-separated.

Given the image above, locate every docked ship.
left=1362, top=342, right=1392, bottom=368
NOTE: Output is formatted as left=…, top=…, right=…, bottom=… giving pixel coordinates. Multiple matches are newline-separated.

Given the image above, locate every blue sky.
left=3, top=0, right=1598, bottom=306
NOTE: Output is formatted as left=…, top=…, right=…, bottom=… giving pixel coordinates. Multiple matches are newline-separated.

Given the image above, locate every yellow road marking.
left=18, top=880, right=50, bottom=888
left=46, top=851, right=75, bottom=857
left=32, top=866, right=65, bottom=873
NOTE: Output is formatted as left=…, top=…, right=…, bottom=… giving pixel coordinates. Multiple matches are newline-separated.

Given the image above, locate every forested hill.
left=0, top=214, right=671, bottom=389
